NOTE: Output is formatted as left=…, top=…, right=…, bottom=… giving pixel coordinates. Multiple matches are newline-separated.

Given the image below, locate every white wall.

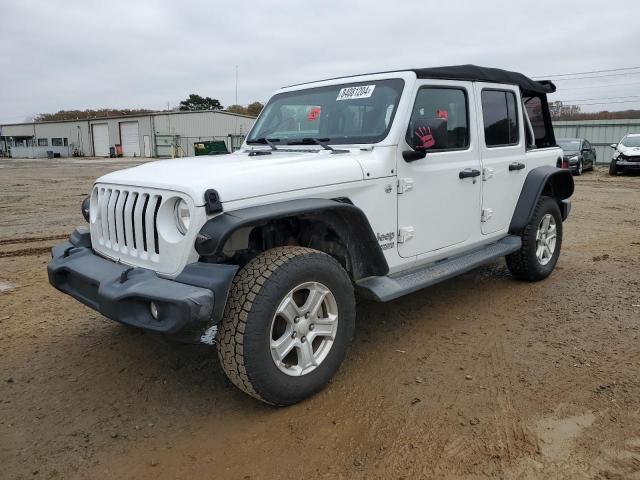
left=1, top=110, right=255, bottom=158
left=10, top=146, right=71, bottom=158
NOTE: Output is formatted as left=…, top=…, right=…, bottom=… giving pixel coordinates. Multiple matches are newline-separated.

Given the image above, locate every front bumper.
left=47, top=228, right=238, bottom=342
left=617, top=160, right=640, bottom=168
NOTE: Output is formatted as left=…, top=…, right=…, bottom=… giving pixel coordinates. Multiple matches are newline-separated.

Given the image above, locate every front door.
left=397, top=82, right=482, bottom=258
left=582, top=140, right=595, bottom=168
left=475, top=84, right=527, bottom=235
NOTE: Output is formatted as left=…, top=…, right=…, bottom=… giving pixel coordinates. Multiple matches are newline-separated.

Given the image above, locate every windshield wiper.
left=287, top=138, right=348, bottom=154
left=246, top=137, right=280, bottom=150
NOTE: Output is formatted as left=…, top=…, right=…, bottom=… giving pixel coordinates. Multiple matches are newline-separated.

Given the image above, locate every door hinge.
left=482, top=167, right=494, bottom=181
left=397, top=226, right=415, bottom=243
left=397, top=178, right=414, bottom=194
left=481, top=208, right=493, bottom=223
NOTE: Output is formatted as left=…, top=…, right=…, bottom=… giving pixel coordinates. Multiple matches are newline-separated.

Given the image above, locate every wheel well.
left=222, top=215, right=379, bottom=280
left=196, top=199, right=389, bottom=280
left=509, top=166, right=574, bottom=234
left=542, top=173, right=573, bottom=200
left=244, top=218, right=351, bottom=273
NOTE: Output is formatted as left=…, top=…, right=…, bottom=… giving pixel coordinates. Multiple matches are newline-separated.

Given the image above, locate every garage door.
left=120, top=122, right=140, bottom=157
left=92, top=124, right=109, bottom=157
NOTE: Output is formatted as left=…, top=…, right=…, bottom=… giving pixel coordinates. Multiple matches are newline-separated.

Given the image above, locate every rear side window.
left=523, top=95, right=555, bottom=148
left=481, top=90, right=519, bottom=147
left=406, top=87, right=469, bottom=151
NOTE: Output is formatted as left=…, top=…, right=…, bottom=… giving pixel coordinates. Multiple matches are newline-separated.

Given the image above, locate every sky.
left=1, top=0, right=640, bottom=123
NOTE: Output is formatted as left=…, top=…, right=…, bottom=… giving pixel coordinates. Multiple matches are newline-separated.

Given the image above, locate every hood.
left=619, top=145, right=640, bottom=157
left=96, top=149, right=365, bottom=205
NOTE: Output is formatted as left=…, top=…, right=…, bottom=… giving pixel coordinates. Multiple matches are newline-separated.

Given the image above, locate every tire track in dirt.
left=0, top=233, right=68, bottom=246
left=0, top=246, right=54, bottom=258
left=0, top=234, right=67, bottom=258
left=485, top=335, right=540, bottom=465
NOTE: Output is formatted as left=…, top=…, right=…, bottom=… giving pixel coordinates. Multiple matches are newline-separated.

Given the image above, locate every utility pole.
left=235, top=65, right=239, bottom=106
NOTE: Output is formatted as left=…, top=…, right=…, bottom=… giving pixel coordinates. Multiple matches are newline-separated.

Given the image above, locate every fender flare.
left=195, top=198, right=389, bottom=280
left=509, top=166, right=574, bottom=234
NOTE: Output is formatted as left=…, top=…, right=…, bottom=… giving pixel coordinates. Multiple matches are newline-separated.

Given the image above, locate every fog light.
left=150, top=301, right=159, bottom=320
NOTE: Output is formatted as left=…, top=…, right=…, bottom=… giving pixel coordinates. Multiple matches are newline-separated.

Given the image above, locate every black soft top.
left=412, top=64, right=555, bottom=95
left=284, top=64, right=555, bottom=96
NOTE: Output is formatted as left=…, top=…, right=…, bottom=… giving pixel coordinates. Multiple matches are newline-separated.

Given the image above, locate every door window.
left=481, top=90, right=519, bottom=147
left=406, top=87, right=469, bottom=152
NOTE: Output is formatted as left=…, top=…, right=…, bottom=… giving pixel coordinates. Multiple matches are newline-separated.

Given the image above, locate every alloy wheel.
left=535, top=213, right=557, bottom=265
left=269, top=282, right=339, bottom=376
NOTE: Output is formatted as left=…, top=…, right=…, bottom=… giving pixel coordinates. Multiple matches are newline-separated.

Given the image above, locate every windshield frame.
left=246, top=78, right=406, bottom=146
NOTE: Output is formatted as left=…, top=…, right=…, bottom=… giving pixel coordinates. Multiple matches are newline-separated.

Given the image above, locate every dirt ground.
left=1, top=157, right=639, bottom=480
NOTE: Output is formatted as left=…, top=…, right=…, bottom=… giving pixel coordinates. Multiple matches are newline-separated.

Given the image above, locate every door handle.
left=459, top=168, right=481, bottom=179
left=509, top=162, right=525, bottom=171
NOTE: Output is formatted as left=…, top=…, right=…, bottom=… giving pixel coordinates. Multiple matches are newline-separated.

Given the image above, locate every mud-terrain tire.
left=609, top=160, right=618, bottom=176
left=216, top=246, right=355, bottom=406
left=506, top=196, right=562, bottom=281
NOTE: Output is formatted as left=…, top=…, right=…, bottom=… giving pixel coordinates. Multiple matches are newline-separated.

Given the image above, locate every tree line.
left=549, top=101, right=640, bottom=121
left=33, top=94, right=264, bottom=122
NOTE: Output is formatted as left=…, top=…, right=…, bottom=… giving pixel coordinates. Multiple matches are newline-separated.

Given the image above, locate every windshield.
left=247, top=79, right=404, bottom=145
left=557, top=139, right=581, bottom=152
left=621, top=136, right=640, bottom=148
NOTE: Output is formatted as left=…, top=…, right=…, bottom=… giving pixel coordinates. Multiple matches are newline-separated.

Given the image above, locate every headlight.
left=81, top=196, right=90, bottom=222
left=174, top=198, right=191, bottom=235
left=569, top=155, right=579, bottom=162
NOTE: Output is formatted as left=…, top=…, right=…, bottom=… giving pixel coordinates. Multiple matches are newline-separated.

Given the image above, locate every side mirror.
left=402, top=149, right=426, bottom=162
left=610, top=143, right=618, bottom=149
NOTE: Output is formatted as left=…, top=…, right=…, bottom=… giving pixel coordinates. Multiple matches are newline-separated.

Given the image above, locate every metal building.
left=0, top=110, right=255, bottom=158
left=553, top=119, right=640, bottom=164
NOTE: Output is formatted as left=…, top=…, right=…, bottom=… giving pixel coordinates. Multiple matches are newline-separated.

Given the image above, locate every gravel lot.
left=1, top=158, right=639, bottom=480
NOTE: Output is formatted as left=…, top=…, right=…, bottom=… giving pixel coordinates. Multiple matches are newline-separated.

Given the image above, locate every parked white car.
left=49, top=65, right=574, bottom=405
left=610, top=134, right=640, bottom=175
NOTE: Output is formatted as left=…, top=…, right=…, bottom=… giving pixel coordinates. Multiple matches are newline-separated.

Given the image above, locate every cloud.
left=1, top=0, right=639, bottom=121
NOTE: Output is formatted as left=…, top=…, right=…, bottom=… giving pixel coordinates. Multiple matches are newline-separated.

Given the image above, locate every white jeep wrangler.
left=49, top=65, right=573, bottom=405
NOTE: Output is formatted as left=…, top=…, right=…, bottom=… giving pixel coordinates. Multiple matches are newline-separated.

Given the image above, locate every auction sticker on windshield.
left=336, top=85, right=376, bottom=101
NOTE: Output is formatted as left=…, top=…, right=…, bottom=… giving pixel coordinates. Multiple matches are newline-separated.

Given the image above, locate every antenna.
left=235, top=65, right=239, bottom=106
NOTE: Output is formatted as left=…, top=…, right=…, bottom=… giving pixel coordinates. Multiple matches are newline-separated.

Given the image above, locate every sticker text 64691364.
left=336, top=85, right=376, bottom=101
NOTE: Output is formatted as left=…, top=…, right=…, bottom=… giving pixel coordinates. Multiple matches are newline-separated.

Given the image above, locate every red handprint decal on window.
left=415, top=126, right=435, bottom=149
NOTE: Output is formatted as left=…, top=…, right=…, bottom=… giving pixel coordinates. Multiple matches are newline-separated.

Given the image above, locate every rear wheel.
left=216, top=246, right=355, bottom=406
left=506, top=196, right=562, bottom=281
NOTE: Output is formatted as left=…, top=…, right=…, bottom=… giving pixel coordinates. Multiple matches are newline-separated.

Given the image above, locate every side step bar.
left=356, top=235, right=522, bottom=302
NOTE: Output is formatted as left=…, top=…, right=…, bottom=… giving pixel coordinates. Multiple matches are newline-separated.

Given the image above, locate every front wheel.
left=506, top=196, right=562, bottom=281
left=575, top=160, right=583, bottom=176
left=216, top=247, right=355, bottom=406
left=609, top=160, right=618, bottom=176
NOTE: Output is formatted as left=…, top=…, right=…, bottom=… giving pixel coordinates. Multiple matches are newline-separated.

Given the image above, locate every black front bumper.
left=47, top=229, right=238, bottom=342
left=617, top=160, right=640, bottom=170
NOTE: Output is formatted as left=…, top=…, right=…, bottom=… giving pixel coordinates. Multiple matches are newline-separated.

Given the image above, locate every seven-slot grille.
left=92, top=186, right=163, bottom=262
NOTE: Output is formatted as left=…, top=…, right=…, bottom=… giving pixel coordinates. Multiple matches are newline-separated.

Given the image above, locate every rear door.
left=475, top=84, right=526, bottom=235
left=396, top=82, right=482, bottom=258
